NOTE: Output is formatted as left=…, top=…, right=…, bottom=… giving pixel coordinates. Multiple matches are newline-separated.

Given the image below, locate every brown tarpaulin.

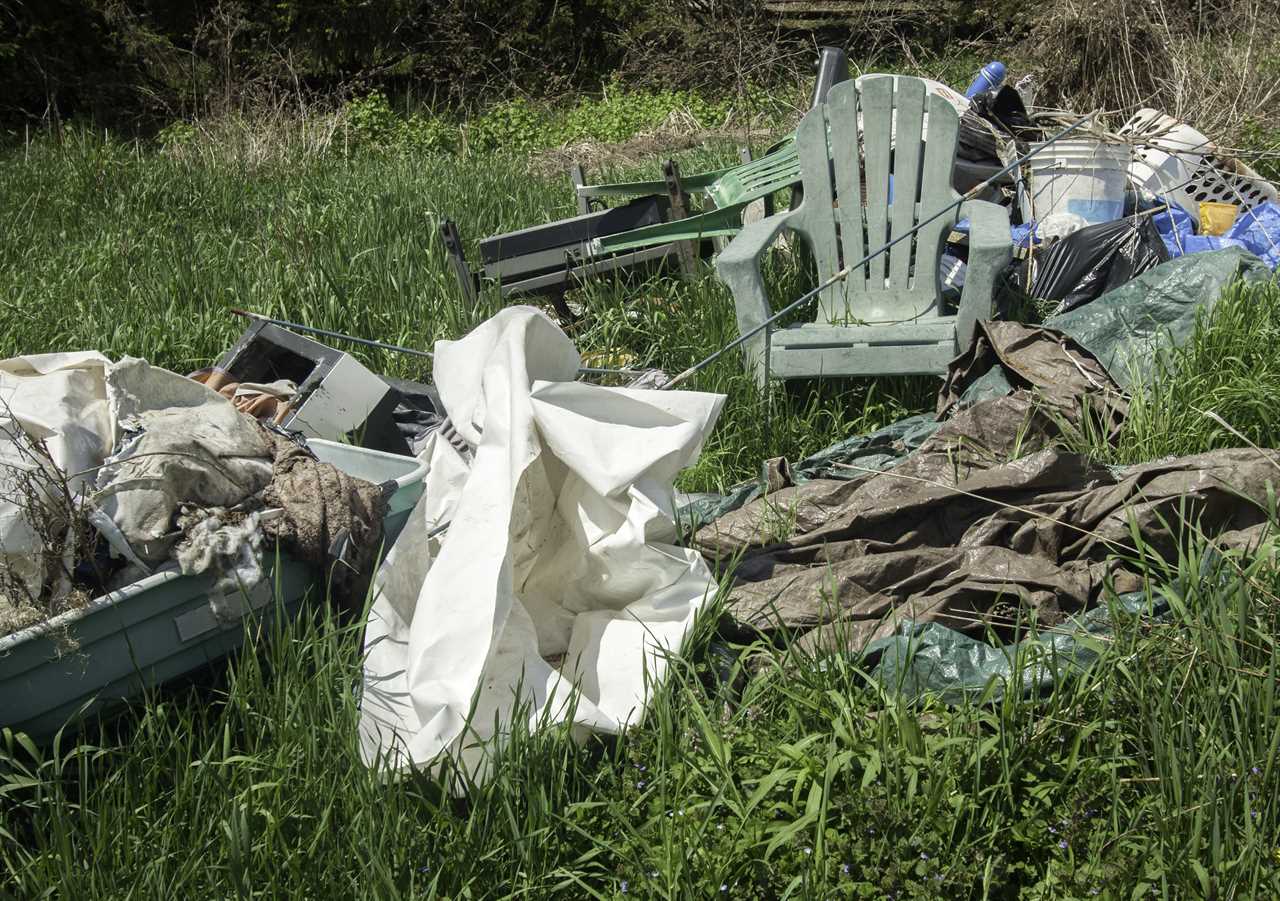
left=698, top=405, right=1276, bottom=655
left=939, top=319, right=1127, bottom=424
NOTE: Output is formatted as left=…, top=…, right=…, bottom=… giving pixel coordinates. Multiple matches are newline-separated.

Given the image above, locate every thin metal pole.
left=230, top=308, right=435, bottom=358
left=660, top=114, right=1095, bottom=391
left=229, top=309, right=643, bottom=379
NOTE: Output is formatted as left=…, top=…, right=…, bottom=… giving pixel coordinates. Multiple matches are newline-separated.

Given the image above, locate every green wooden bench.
left=717, top=75, right=1013, bottom=384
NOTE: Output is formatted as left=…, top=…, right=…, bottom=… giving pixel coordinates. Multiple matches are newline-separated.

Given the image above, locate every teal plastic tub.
left=0, top=440, right=426, bottom=742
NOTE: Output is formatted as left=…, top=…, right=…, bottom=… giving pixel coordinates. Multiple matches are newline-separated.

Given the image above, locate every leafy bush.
left=342, top=91, right=456, bottom=153
left=155, top=121, right=198, bottom=152
left=557, top=83, right=735, bottom=144
left=343, top=91, right=401, bottom=145
left=464, top=98, right=552, bottom=153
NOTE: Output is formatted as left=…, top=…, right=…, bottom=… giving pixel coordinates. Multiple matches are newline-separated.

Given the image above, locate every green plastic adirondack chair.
left=717, top=75, right=1012, bottom=385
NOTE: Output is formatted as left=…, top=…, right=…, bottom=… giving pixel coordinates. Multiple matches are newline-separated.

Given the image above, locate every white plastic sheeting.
left=1, top=353, right=114, bottom=607
left=359, top=308, right=725, bottom=781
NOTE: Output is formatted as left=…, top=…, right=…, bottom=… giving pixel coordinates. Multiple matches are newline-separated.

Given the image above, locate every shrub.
left=343, top=91, right=457, bottom=153
left=343, top=91, right=400, bottom=146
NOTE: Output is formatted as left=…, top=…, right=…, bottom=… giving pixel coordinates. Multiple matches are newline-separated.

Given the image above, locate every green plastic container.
left=0, top=440, right=426, bottom=742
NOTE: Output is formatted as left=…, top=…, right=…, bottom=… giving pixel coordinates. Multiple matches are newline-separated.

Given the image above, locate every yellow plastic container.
left=1199, top=202, right=1239, bottom=236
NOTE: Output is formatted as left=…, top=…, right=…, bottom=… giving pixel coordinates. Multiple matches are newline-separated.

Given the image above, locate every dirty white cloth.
left=359, top=307, right=724, bottom=782
left=1, top=352, right=114, bottom=608
left=174, top=507, right=266, bottom=612
left=93, top=358, right=274, bottom=566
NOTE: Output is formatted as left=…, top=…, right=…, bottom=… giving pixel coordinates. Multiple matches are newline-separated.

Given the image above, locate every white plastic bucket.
left=1024, top=139, right=1129, bottom=226
left=1127, top=142, right=1199, bottom=223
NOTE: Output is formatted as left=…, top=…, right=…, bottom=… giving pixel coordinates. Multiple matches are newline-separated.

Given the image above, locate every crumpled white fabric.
left=174, top=507, right=266, bottom=612
left=359, top=307, right=724, bottom=782
left=93, top=358, right=274, bottom=566
left=1, top=352, right=114, bottom=608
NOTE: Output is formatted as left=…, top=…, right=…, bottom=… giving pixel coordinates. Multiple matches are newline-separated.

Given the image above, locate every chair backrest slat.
left=796, top=106, right=841, bottom=296
left=792, top=75, right=963, bottom=325
left=829, top=83, right=866, bottom=301
left=886, top=78, right=926, bottom=291
left=707, top=141, right=799, bottom=207
left=911, top=92, right=963, bottom=311
left=860, top=77, right=894, bottom=290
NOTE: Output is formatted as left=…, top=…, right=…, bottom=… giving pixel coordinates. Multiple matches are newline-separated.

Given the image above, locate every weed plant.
left=3, top=130, right=1280, bottom=898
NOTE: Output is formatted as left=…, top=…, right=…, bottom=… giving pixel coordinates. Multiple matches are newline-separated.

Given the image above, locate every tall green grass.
left=1066, top=279, right=1280, bottom=466
left=3, top=133, right=1280, bottom=898
left=4, top=532, right=1278, bottom=897
left=0, top=131, right=929, bottom=495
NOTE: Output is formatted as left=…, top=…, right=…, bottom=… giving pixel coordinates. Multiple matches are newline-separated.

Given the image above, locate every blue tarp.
left=1153, top=200, right=1280, bottom=270
left=955, top=199, right=1280, bottom=267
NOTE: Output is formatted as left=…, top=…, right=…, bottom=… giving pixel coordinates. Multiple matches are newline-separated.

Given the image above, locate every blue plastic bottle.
left=964, top=61, right=1006, bottom=99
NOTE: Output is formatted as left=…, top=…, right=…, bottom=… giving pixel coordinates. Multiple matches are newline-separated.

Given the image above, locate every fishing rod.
left=229, top=309, right=644, bottom=378
left=660, top=113, right=1096, bottom=391
left=230, top=308, right=435, bottom=358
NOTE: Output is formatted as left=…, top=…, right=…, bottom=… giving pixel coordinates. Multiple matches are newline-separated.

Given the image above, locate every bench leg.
left=663, top=159, right=700, bottom=280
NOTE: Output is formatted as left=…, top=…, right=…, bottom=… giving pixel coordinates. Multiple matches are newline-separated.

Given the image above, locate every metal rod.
left=230, top=309, right=642, bottom=379
left=578, top=366, right=651, bottom=376
left=230, top=309, right=435, bottom=358
left=660, top=113, right=1096, bottom=391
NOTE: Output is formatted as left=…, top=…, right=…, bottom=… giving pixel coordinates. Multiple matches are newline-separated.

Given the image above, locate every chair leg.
left=663, top=159, right=700, bottom=280
left=717, top=262, right=772, bottom=388
left=570, top=163, right=591, bottom=216
left=439, top=219, right=478, bottom=309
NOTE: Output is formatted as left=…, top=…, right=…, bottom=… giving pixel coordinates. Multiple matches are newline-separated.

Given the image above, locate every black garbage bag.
left=1030, top=216, right=1170, bottom=312
left=970, top=85, right=1037, bottom=138
left=955, top=84, right=1035, bottom=197
left=958, top=107, right=1002, bottom=164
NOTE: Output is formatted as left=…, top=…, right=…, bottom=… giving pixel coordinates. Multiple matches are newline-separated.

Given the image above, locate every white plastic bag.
left=359, top=308, right=725, bottom=783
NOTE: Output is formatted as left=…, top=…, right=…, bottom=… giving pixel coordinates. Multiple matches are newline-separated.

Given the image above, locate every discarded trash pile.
left=0, top=353, right=398, bottom=636
left=0, top=337, right=434, bottom=741
left=0, top=306, right=727, bottom=766
left=6, top=49, right=1280, bottom=776
left=445, top=50, right=1279, bottom=397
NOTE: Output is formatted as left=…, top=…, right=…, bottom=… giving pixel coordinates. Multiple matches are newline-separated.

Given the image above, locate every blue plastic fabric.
left=1153, top=198, right=1280, bottom=269
left=1226, top=203, right=1280, bottom=269
left=952, top=219, right=1039, bottom=249
left=1010, top=223, right=1039, bottom=248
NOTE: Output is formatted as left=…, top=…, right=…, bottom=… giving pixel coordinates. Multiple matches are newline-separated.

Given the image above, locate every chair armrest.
left=577, top=169, right=733, bottom=202
left=715, top=209, right=799, bottom=386
left=590, top=204, right=748, bottom=257
left=955, top=199, right=1013, bottom=352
